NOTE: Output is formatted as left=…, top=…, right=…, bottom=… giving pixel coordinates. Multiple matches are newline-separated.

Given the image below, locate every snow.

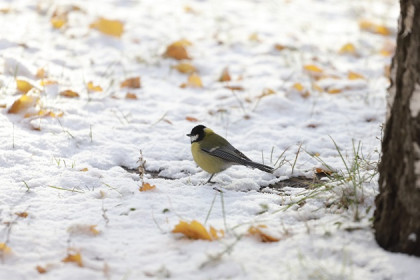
left=1, top=0, right=419, bottom=279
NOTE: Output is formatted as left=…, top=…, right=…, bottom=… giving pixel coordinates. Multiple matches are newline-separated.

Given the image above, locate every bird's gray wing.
left=201, top=145, right=251, bottom=165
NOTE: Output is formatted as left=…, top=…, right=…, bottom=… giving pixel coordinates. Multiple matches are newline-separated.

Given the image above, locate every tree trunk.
left=374, top=0, right=420, bottom=256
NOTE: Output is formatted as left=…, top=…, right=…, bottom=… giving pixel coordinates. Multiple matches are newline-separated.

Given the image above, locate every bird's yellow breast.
left=191, top=142, right=230, bottom=174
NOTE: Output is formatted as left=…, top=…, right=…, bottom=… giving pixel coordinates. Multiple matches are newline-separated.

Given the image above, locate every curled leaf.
left=139, top=182, right=156, bottom=192
left=248, top=225, right=279, bottom=242
left=8, top=94, right=39, bottom=114
left=62, top=250, right=83, bottom=267
left=172, top=220, right=222, bottom=241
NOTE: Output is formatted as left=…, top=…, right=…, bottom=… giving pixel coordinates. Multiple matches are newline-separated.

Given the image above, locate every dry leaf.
left=39, top=79, right=58, bottom=86
left=36, top=68, right=46, bottom=79
left=60, top=90, right=79, bottom=98
left=249, top=32, right=260, bottom=42
left=312, top=83, right=323, bottom=92
left=0, top=243, right=12, bottom=255
left=274, top=44, right=286, bottom=51
left=315, top=167, right=333, bottom=176
left=139, top=182, right=156, bottom=192
left=62, top=250, right=83, bottom=267
left=87, top=81, right=102, bottom=92
left=186, top=116, right=199, bottom=122
left=120, top=77, right=141, bottom=89
left=248, top=225, right=279, bottom=242
left=15, top=212, right=28, bottom=218
left=257, top=88, right=276, bottom=99
left=339, top=43, right=356, bottom=55
left=68, top=224, right=100, bottom=236
left=219, top=67, right=231, bottom=82
left=224, top=85, right=244, bottom=91
left=172, top=62, right=196, bottom=74
left=125, top=92, right=137, bottom=99
left=51, top=15, right=67, bottom=29
left=348, top=71, right=365, bottom=80
left=8, top=94, right=39, bottom=114
left=80, top=168, right=88, bottom=172
left=292, top=83, right=305, bottom=92
left=327, top=88, right=342, bottom=94
left=36, top=266, right=47, bottom=274
left=90, top=17, right=124, bottom=38
left=16, top=79, right=34, bottom=93
left=304, top=64, right=323, bottom=73
left=172, top=220, right=223, bottom=241
left=359, top=20, right=391, bottom=36
left=164, top=40, right=191, bottom=60
left=181, top=73, right=203, bottom=88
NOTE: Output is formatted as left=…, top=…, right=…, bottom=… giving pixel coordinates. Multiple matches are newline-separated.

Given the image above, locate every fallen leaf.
left=87, top=81, right=102, bottom=92
left=164, top=40, right=191, bottom=60
left=15, top=212, right=28, bottom=218
left=249, top=32, right=260, bottom=42
left=36, top=266, right=47, bottom=274
left=125, top=92, right=137, bottom=99
left=327, top=88, right=342, bottom=94
left=90, top=17, right=124, bottom=38
left=339, top=43, right=356, bottom=55
left=62, top=250, right=83, bottom=267
left=315, top=167, right=333, bottom=176
left=224, top=85, right=244, bottom=91
left=257, top=88, right=276, bottom=99
left=16, top=79, right=34, bottom=93
left=60, top=90, right=79, bottom=98
left=36, top=68, right=46, bottom=79
left=219, top=67, right=231, bottom=82
left=139, top=182, right=156, bottom=192
left=181, top=73, right=203, bottom=88
left=348, top=71, right=365, bottom=80
left=8, top=94, right=39, bottom=114
left=39, top=79, right=58, bottom=86
left=274, top=44, right=286, bottom=51
left=186, top=116, right=198, bottom=122
left=248, top=225, right=279, bottom=242
left=51, top=15, right=67, bottom=29
left=120, top=77, right=141, bottom=89
left=304, top=64, right=323, bottom=73
left=80, top=168, right=88, bottom=172
left=292, top=83, right=305, bottom=92
left=0, top=243, right=12, bottom=254
left=172, top=220, right=222, bottom=241
left=359, top=19, right=391, bottom=36
left=67, top=224, right=100, bottom=236
left=172, top=62, right=196, bottom=74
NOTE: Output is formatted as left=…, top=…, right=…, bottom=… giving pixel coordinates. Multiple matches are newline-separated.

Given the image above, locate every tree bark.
left=374, top=0, right=420, bottom=256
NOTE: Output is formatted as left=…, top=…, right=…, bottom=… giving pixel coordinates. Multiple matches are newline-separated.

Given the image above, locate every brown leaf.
left=186, top=116, right=199, bottom=122
left=219, top=67, right=231, bottom=82
left=164, top=40, right=191, bottom=60
left=60, top=90, right=79, bottom=98
left=248, top=225, right=279, bottom=242
left=80, top=168, right=88, bottom=172
left=120, top=77, right=141, bottom=89
left=15, top=212, right=28, bottom=218
left=62, top=250, right=83, bottom=267
left=36, top=266, right=47, bottom=274
left=0, top=243, right=12, bottom=254
left=125, top=92, right=138, bottom=99
left=224, top=85, right=244, bottom=91
left=36, top=68, right=46, bottom=79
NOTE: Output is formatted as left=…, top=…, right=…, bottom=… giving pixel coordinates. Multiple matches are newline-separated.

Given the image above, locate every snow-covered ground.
left=1, top=0, right=419, bottom=279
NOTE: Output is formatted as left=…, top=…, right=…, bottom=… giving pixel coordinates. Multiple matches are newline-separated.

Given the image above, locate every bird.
left=187, top=125, right=274, bottom=183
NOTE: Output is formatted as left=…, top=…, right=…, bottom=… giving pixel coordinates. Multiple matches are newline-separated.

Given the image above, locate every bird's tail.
left=245, top=160, right=274, bottom=173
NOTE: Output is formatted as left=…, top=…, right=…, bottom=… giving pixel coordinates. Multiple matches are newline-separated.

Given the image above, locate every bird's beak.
left=186, top=133, right=191, bottom=137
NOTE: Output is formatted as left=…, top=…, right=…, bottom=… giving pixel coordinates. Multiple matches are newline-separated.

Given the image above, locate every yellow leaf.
left=248, top=225, right=279, bottom=242
left=0, top=243, right=12, bottom=254
left=120, top=77, right=141, bottom=89
left=209, top=226, right=224, bottom=240
left=90, top=17, right=124, bottom=38
left=359, top=20, right=391, bottom=36
left=60, top=90, right=79, bottom=98
left=172, top=62, right=196, bottom=74
left=39, top=79, right=58, bottom=86
left=292, top=83, right=305, bottom=92
left=304, top=64, right=323, bottom=73
left=51, top=16, right=67, bottom=29
left=16, top=79, right=34, bottom=93
left=125, top=92, right=137, bottom=99
left=8, top=94, right=39, bottom=114
left=312, top=83, right=323, bottom=92
left=186, top=116, right=199, bottom=122
left=36, top=68, right=46, bottom=79
left=80, top=168, right=88, bottom=172
left=62, top=250, right=83, bottom=267
left=249, top=32, right=260, bottom=42
left=339, top=43, right=356, bottom=55
left=87, top=81, right=102, bottom=92
left=164, top=41, right=191, bottom=60
left=348, top=71, right=365, bottom=80
left=139, top=182, right=156, bottom=192
left=219, top=67, right=231, bottom=82
left=172, top=220, right=221, bottom=241
left=274, top=44, right=286, bottom=51
left=186, top=73, right=203, bottom=88
left=327, top=88, right=342, bottom=94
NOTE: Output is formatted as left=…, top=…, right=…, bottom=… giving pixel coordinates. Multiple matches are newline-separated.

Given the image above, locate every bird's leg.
left=206, top=173, right=215, bottom=184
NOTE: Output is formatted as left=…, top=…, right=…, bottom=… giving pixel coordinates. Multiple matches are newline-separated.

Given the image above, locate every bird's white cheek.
left=190, top=135, right=199, bottom=142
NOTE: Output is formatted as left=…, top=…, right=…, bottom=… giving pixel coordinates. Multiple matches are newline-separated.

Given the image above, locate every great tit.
left=187, top=125, right=274, bottom=183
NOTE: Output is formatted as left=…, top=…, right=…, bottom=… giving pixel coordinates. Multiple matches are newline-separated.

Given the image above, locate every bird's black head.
left=187, top=125, right=206, bottom=143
